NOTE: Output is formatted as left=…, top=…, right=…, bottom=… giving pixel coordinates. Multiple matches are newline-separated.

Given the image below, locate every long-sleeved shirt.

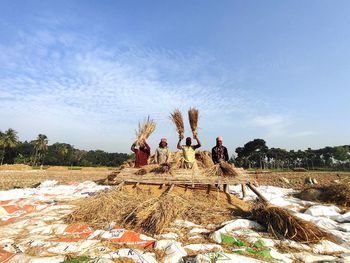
left=211, top=145, right=229, bottom=164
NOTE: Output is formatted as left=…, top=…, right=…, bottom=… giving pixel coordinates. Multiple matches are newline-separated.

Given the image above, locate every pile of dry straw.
left=251, top=203, right=333, bottom=244
left=65, top=183, right=333, bottom=244
left=296, top=184, right=350, bottom=207
left=65, top=185, right=234, bottom=235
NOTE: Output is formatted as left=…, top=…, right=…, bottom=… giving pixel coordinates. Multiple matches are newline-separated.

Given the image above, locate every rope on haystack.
left=170, top=109, right=184, bottom=139
left=135, top=116, right=156, bottom=146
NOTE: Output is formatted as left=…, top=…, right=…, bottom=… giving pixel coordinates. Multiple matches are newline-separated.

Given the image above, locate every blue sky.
left=0, top=0, right=349, bottom=153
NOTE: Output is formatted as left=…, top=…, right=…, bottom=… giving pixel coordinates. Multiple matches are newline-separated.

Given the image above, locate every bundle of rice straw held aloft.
left=188, top=107, right=199, bottom=137
left=170, top=109, right=184, bottom=139
left=135, top=116, right=156, bottom=146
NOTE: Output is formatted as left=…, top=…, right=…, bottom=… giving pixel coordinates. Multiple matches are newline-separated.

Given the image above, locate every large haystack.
left=65, top=185, right=239, bottom=235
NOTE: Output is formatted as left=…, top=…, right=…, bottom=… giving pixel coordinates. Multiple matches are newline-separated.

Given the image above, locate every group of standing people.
left=131, top=135, right=229, bottom=168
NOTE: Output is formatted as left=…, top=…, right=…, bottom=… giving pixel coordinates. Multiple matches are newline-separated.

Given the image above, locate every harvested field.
left=1, top=168, right=350, bottom=263
left=0, top=169, right=109, bottom=190
left=252, top=171, right=350, bottom=190
left=0, top=164, right=32, bottom=171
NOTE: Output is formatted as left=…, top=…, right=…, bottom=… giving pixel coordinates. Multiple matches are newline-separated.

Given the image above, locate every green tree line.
left=233, top=138, right=350, bottom=171
left=0, top=128, right=131, bottom=167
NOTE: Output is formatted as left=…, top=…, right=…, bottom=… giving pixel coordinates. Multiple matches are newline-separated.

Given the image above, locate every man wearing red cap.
left=155, top=138, right=170, bottom=164
left=212, top=136, right=229, bottom=164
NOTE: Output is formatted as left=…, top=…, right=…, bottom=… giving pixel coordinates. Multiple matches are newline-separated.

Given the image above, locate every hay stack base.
left=64, top=184, right=240, bottom=235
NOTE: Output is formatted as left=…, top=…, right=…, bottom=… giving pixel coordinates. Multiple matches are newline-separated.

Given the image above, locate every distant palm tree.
left=0, top=128, right=19, bottom=165
left=58, top=144, right=70, bottom=165
left=33, top=134, right=49, bottom=166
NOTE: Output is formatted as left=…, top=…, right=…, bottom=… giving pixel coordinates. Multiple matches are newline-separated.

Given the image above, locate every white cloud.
left=251, top=115, right=285, bottom=127
left=0, top=28, right=254, bottom=151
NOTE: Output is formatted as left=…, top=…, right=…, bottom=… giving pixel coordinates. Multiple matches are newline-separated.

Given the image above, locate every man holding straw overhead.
left=180, top=107, right=201, bottom=169
left=177, top=135, right=201, bottom=169
left=132, top=116, right=155, bottom=168
left=131, top=140, right=151, bottom=168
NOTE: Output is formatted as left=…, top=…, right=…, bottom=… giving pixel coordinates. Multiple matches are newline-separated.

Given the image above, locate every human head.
left=159, top=138, right=168, bottom=147
left=216, top=136, right=223, bottom=146
left=186, top=137, right=192, bottom=146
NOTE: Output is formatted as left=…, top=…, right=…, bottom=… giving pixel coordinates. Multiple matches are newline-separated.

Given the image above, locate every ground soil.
left=251, top=171, right=350, bottom=190
left=0, top=170, right=109, bottom=190
left=0, top=169, right=349, bottom=191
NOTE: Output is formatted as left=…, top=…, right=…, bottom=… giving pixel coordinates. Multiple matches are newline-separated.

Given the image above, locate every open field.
left=1, top=167, right=349, bottom=191
left=253, top=171, right=350, bottom=190
left=0, top=167, right=349, bottom=262
left=0, top=169, right=110, bottom=190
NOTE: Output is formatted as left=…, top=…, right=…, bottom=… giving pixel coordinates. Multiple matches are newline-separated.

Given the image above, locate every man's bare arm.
left=193, top=135, right=201, bottom=149
left=177, top=138, right=183, bottom=150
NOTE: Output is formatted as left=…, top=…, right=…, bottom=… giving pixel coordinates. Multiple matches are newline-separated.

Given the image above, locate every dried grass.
left=188, top=107, right=199, bottom=137
left=296, top=184, right=350, bottom=207
left=64, top=188, right=146, bottom=229
left=251, top=203, right=334, bottom=244
left=47, top=166, right=68, bottom=171
left=150, top=163, right=172, bottom=174
left=125, top=192, right=188, bottom=234
left=170, top=109, right=184, bottom=139
left=205, top=162, right=239, bottom=177
left=81, top=167, right=108, bottom=172
left=135, top=116, right=156, bottom=146
left=195, top=151, right=214, bottom=168
left=134, top=164, right=159, bottom=175
left=0, top=164, right=32, bottom=170
left=65, top=185, right=238, bottom=235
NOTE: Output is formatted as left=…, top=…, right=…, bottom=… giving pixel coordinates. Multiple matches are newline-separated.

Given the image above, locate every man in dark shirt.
left=211, top=136, right=229, bottom=164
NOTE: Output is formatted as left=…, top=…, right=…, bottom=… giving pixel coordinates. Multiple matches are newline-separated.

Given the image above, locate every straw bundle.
left=296, top=184, right=350, bottom=207
left=188, top=107, right=199, bottom=137
left=196, top=151, right=214, bottom=168
left=134, top=164, right=159, bottom=175
left=150, top=163, right=172, bottom=174
left=64, top=189, right=144, bottom=229
left=125, top=192, right=188, bottom=234
left=205, top=161, right=239, bottom=177
left=135, top=116, right=156, bottom=146
left=170, top=109, right=184, bottom=139
left=251, top=203, right=334, bottom=244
